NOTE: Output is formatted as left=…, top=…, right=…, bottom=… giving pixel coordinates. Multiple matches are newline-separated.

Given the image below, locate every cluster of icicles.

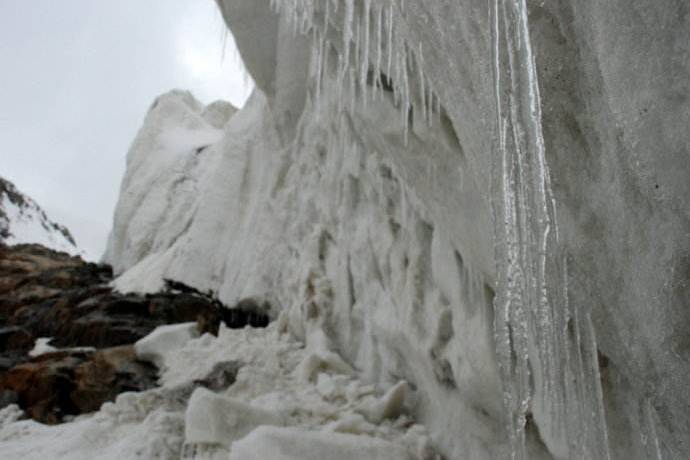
left=490, top=0, right=616, bottom=458
left=270, top=0, right=440, bottom=142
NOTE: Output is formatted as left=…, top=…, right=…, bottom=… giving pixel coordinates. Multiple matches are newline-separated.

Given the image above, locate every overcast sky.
left=0, top=0, right=252, bottom=260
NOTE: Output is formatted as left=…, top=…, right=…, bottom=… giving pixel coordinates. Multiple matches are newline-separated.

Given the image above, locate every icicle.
left=373, top=4, right=383, bottom=100
left=392, top=25, right=401, bottom=108
left=349, top=67, right=356, bottom=112
left=270, top=0, right=439, bottom=138
left=337, top=54, right=345, bottom=112
left=417, top=42, right=427, bottom=125
left=491, top=0, right=612, bottom=459
left=343, top=0, right=354, bottom=72
left=323, top=0, right=330, bottom=36
left=386, top=3, right=394, bottom=79
left=360, top=0, right=372, bottom=107
left=426, top=84, right=433, bottom=127
left=292, top=2, right=299, bottom=35
left=314, top=29, right=324, bottom=105
left=642, top=399, right=665, bottom=460
left=354, top=13, right=361, bottom=107
left=322, top=39, right=331, bottom=103
left=310, top=27, right=318, bottom=79
left=401, top=46, right=410, bottom=144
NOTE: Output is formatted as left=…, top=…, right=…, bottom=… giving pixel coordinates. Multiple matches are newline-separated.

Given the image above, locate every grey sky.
left=0, top=0, right=252, bottom=260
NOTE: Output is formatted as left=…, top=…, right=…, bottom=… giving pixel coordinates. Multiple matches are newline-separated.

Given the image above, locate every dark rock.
left=0, top=346, right=157, bottom=424
left=163, top=278, right=212, bottom=297
left=0, top=389, right=18, bottom=408
left=221, top=298, right=271, bottom=329
left=0, top=245, right=244, bottom=352
left=0, top=350, right=86, bottom=423
left=70, top=346, right=157, bottom=414
left=0, top=326, right=33, bottom=352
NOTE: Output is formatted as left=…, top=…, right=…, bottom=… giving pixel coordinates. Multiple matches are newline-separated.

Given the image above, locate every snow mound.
left=0, top=176, right=80, bottom=255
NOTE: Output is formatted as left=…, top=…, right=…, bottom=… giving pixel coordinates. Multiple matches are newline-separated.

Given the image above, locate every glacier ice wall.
left=106, top=0, right=690, bottom=458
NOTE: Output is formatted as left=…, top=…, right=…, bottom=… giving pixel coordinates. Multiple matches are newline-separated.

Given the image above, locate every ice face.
left=103, top=1, right=690, bottom=458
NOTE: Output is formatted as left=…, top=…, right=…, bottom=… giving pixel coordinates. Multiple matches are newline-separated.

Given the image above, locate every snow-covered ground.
left=0, top=177, right=81, bottom=256
left=0, top=322, right=439, bottom=460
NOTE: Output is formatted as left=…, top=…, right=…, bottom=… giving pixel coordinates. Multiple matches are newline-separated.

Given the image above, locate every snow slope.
left=0, top=176, right=80, bottom=255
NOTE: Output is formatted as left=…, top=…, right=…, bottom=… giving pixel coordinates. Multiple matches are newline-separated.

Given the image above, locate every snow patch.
left=28, top=338, right=58, bottom=357
left=135, top=322, right=199, bottom=370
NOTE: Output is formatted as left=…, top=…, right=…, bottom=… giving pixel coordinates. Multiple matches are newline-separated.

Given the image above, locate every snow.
left=27, top=337, right=95, bottom=357
left=0, top=323, right=440, bottom=460
left=359, top=380, right=409, bottom=424
left=184, top=387, right=285, bottom=448
left=135, top=322, right=199, bottom=370
left=228, top=426, right=414, bottom=460
left=28, top=337, right=58, bottom=357
left=0, top=186, right=80, bottom=256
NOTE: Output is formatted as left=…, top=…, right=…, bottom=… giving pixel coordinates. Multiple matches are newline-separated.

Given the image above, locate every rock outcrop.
left=0, top=244, right=268, bottom=424
left=0, top=346, right=157, bottom=424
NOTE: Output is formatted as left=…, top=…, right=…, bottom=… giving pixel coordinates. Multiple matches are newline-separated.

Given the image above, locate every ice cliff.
left=99, top=0, right=688, bottom=459
left=0, top=176, right=79, bottom=255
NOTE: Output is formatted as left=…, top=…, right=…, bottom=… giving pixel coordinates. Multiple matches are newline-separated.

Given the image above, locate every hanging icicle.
left=271, top=0, right=439, bottom=136
left=491, top=0, right=611, bottom=459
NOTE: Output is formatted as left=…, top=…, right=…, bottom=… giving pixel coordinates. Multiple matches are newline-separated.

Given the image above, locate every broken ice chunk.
left=358, top=380, right=409, bottom=424
left=228, top=426, right=414, bottom=460
left=135, top=322, right=199, bottom=369
left=184, top=387, right=284, bottom=448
